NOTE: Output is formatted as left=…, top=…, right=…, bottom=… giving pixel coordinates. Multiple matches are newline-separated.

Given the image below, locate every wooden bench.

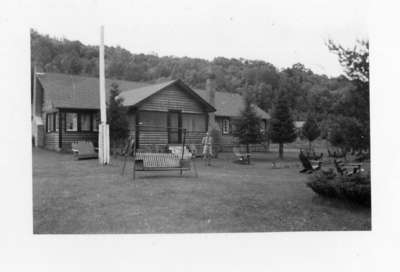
left=233, top=146, right=250, bottom=164
left=71, top=141, right=98, bottom=160
left=122, top=129, right=198, bottom=180
left=134, top=153, right=188, bottom=170
left=133, top=151, right=197, bottom=179
left=334, top=159, right=363, bottom=176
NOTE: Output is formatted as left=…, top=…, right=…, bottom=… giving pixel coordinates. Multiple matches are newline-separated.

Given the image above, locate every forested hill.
left=31, top=29, right=353, bottom=120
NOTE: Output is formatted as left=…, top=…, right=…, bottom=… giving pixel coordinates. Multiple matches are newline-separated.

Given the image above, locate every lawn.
left=32, top=148, right=371, bottom=234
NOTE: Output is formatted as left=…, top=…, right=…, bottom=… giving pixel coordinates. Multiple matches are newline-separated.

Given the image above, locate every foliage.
left=302, top=114, right=321, bottom=149
left=233, top=96, right=265, bottom=146
left=327, top=39, right=370, bottom=151
left=270, top=94, right=297, bottom=143
left=328, top=116, right=369, bottom=152
left=327, top=39, right=369, bottom=84
left=107, top=83, right=129, bottom=146
left=307, top=171, right=371, bottom=207
left=270, top=93, right=297, bottom=158
left=31, top=29, right=354, bottom=122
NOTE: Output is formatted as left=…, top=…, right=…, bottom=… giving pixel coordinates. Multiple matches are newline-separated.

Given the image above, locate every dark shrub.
left=306, top=170, right=340, bottom=198
left=307, top=171, right=371, bottom=206
left=337, top=173, right=371, bottom=206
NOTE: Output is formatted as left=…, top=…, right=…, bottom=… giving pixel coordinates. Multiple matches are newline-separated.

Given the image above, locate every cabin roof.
left=36, top=72, right=148, bottom=109
left=36, top=72, right=270, bottom=119
left=194, top=89, right=270, bottom=120
left=119, top=79, right=216, bottom=112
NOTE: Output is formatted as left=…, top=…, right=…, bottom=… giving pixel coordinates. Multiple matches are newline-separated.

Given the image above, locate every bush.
left=307, top=170, right=340, bottom=198
left=307, top=171, right=370, bottom=207
left=337, top=173, right=371, bottom=206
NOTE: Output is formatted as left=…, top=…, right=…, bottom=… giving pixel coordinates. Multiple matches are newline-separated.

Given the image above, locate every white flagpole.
left=99, top=25, right=110, bottom=164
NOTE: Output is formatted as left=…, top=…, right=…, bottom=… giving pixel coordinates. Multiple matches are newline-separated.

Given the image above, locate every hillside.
left=30, top=29, right=353, bottom=120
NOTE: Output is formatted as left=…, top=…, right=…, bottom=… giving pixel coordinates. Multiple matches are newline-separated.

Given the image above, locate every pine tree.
left=107, top=83, right=129, bottom=146
left=233, top=96, right=265, bottom=163
left=270, top=94, right=297, bottom=159
left=302, top=113, right=321, bottom=151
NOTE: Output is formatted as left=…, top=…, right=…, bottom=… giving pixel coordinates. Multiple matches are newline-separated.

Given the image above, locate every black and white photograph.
left=30, top=1, right=370, bottom=234
left=1, top=0, right=400, bottom=270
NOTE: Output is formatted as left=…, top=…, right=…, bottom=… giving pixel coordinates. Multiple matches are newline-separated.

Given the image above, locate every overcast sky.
left=25, top=0, right=368, bottom=77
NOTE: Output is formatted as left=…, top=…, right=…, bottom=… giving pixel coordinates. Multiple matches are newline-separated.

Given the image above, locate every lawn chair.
left=333, top=159, right=363, bottom=176
left=306, top=150, right=323, bottom=161
left=71, top=141, right=98, bottom=160
left=299, top=150, right=322, bottom=173
left=233, top=146, right=250, bottom=164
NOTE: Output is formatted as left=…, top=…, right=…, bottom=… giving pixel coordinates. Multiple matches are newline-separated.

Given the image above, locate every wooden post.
left=98, top=25, right=110, bottom=165
left=132, top=136, right=137, bottom=181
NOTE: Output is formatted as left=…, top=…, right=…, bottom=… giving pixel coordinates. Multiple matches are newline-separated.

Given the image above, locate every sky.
left=22, top=0, right=367, bottom=77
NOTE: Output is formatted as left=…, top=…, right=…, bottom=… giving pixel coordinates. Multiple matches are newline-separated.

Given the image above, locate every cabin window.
left=92, top=112, right=99, bottom=131
left=182, top=114, right=206, bottom=132
left=66, top=113, right=78, bottom=132
left=222, top=118, right=230, bottom=135
left=54, top=113, right=59, bottom=131
left=80, top=113, right=91, bottom=131
left=46, top=113, right=56, bottom=132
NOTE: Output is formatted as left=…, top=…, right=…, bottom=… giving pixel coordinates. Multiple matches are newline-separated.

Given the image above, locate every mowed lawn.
left=32, top=148, right=371, bottom=234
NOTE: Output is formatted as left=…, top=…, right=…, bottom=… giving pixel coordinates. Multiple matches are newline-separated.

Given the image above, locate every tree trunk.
left=309, top=140, right=312, bottom=152
left=246, top=144, right=250, bottom=164
left=279, top=143, right=284, bottom=159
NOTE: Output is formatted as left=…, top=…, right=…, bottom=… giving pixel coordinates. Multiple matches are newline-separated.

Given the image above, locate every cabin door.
left=168, top=110, right=182, bottom=144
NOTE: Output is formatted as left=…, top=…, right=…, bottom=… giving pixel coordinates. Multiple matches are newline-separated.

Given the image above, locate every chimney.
left=206, top=67, right=218, bottom=132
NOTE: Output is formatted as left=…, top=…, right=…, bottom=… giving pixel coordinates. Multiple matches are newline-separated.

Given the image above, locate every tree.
left=233, top=96, right=265, bottom=163
left=328, top=116, right=369, bottom=152
left=107, top=83, right=129, bottom=147
left=270, top=94, right=297, bottom=159
left=327, top=39, right=369, bottom=84
left=302, top=114, right=321, bottom=150
left=327, top=39, right=370, bottom=151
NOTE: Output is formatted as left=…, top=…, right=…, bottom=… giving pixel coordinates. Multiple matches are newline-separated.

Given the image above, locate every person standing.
left=201, top=131, right=213, bottom=166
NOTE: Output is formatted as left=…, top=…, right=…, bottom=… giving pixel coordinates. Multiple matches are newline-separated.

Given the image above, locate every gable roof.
left=194, top=89, right=270, bottom=120
left=36, top=72, right=149, bottom=109
left=36, top=72, right=270, bottom=119
left=119, top=79, right=216, bottom=112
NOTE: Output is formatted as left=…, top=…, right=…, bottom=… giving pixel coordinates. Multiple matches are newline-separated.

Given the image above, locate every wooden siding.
left=138, top=131, right=168, bottom=145
left=44, top=132, right=59, bottom=151
left=128, top=110, right=208, bottom=147
left=138, top=85, right=206, bottom=113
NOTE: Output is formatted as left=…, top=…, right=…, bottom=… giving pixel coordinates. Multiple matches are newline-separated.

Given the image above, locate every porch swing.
left=121, top=126, right=198, bottom=180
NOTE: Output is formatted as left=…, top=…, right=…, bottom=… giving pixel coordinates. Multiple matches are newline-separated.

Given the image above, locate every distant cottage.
left=32, top=73, right=270, bottom=151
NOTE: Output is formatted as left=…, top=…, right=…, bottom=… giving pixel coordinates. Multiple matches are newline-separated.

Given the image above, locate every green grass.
left=32, top=148, right=371, bottom=234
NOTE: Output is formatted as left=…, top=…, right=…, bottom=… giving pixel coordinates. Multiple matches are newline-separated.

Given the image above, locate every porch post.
left=58, top=110, right=62, bottom=150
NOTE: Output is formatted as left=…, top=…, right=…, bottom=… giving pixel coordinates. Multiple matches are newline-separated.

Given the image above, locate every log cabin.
left=32, top=72, right=270, bottom=152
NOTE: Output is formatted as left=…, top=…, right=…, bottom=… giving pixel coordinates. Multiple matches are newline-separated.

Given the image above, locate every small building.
left=32, top=72, right=270, bottom=152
